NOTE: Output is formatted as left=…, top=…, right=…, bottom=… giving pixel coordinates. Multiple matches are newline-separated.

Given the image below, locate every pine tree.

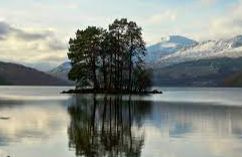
left=68, top=18, right=150, bottom=93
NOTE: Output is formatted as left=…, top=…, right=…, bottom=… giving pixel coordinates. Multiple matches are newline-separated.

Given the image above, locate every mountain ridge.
left=157, top=35, right=242, bottom=67
left=50, top=34, right=242, bottom=87
left=48, top=62, right=71, bottom=82
left=0, top=61, right=70, bottom=86
left=152, top=57, right=242, bottom=87
left=145, top=35, right=198, bottom=63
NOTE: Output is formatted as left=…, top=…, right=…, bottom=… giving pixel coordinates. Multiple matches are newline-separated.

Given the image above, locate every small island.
left=63, top=18, right=162, bottom=95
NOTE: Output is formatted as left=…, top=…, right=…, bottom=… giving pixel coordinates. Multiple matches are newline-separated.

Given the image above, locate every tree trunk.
left=92, top=60, right=99, bottom=91
left=92, top=95, right=97, bottom=133
left=108, top=53, right=113, bottom=91
left=128, top=37, right=134, bottom=92
left=128, top=48, right=133, bottom=92
left=102, top=57, right=107, bottom=91
left=102, top=96, right=107, bottom=133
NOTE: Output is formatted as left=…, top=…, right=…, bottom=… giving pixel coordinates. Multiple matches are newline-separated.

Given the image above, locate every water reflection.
left=1, top=87, right=242, bottom=157
left=149, top=102, right=242, bottom=138
left=0, top=97, right=73, bottom=157
left=67, top=95, right=242, bottom=157
left=67, top=95, right=151, bottom=157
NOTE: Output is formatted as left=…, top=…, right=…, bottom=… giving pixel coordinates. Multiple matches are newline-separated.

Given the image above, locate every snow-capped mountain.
left=157, top=35, right=242, bottom=67
left=146, top=35, right=198, bottom=63
left=50, top=35, right=242, bottom=87
left=48, top=62, right=71, bottom=81
left=50, top=35, right=197, bottom=80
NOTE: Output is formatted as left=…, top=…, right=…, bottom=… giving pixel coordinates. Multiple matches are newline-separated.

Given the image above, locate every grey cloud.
left=0, top=36, right=5, bottom=40
left=0, top=21, right=52, bottom=41
left=13, top=28, right=52, bottom=41
left=233, top=19, right=242, bottom=27
left=0, top=22, right=68, bottom=72
left=48, top=39, right=67, bottom=51
left=0, top=22, right=11, bottom=39
left=0, top=21, right=67, bottom=51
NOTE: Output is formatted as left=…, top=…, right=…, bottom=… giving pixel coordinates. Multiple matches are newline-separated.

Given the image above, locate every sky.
left=0, top=0, right=242, bottom=71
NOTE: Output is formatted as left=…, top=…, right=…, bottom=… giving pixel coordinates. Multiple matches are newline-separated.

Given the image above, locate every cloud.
left=48, top=39, right=67, bottom=51
left=157, top=0, right=242, bottom=41
left=0, top=21, right=67, bottom=70
left=148, top=11, right=177, bottom=25
left=205, top=1, right=242, bottom=39
left=0, top=21, right=54, bottom=41
left=13, top=29, right=52, bottom=41
left=0, top=0, right=240, bottom=69
left=0, top=22, right=11, bottom=39
left=200, top=0, right=218, bottom=5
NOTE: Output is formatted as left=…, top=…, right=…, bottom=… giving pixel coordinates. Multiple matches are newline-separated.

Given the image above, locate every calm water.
left=0, top=87, right=242, bottom=157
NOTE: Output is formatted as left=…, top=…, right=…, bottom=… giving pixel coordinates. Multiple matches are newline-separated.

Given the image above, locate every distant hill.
left=48, top=62, right=72, bottom=82
left=153, top=57, right=242, bottom=87
left=50, top=35, right=242, bottom=87
left=50, top=36, right=198, bottom=83
left=0, top=61, right=70, bottom=86
left=146, top=35, right=197, bottom=63
left=156, top=35, right=242, bottom=68
left=224, top=71, right=242, bottom=87
left=51, top=57, right=242, bottom=87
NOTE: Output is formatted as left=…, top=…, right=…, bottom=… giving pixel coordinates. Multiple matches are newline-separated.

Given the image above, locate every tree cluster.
left=68, top=18, right=151, bottom=93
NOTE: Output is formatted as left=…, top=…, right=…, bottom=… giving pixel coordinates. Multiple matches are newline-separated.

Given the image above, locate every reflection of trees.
left=68, top=95, right=151, bottom=157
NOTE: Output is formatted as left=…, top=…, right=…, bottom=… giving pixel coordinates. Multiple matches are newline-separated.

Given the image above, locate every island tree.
left=67, top=18, right=151, bottom=93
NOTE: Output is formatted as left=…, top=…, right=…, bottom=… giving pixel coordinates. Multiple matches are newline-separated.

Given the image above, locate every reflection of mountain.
left=149, top=102, right=242, bottom=138
left=67, top=95, right=151, bottom=157
left=67, top=95, right=242, bottom=157
left=1, top=87, right=242, bottom=157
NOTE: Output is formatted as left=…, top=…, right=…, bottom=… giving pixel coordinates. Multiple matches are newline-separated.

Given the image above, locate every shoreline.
left=62, top=89, right=162, bottom=95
